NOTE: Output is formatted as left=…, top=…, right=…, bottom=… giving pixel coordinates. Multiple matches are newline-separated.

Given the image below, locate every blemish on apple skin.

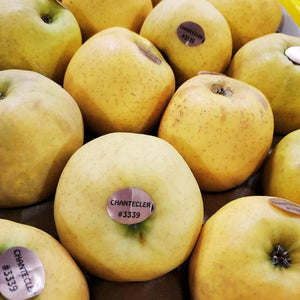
left=255, top=93, right=268, bottom=110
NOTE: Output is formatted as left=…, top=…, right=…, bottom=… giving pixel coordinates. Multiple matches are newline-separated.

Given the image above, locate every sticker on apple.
left=107, top=187, right=155, bottom=224
left=0, top=246, right=45, bottom=300
left=177, top=21, right=205, bottom=47
left=268, top=197, right=300, bottom=216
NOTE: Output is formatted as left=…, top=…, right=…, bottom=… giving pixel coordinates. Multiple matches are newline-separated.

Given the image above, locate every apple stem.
left=270, top=244, right=291, bottom=269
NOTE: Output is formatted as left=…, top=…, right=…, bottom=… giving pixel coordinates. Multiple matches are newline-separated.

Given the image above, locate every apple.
left=63, top=26, right=176, bottom=136
left=0, top=218, right=89, bottom=299
left=54, top=132, right=203, bottom=282
left=61, top=0, right=153, bottom=41
left=227, top=32, right=300, bottom=135
left=0, top=69, right=84, bottom=208
left=189, top=195, right=300, bottom=299
left=263, top=129, right=300, bottom=204
left=0, top=0, right=82, bottom=84
left=139, top=0, right=232, bottom=86
left=206, top=0, right=282, bottom=53
left=158, top=72, right=274, bottom=192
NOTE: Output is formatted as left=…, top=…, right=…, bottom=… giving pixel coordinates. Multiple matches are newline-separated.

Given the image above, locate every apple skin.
left=139, top=0, right=232, bottom=86
left=54, top=132, right=203, bottom=282
left=63, top=26, right=176, bottom=136
left=0, top=219, right=89, bottom=300
left=61, top=0, right=153, bottom=41
left=189, top=195, right=300, bottom=300
left=158, top=72, right=274, bottom=192
left=263, top=129, right=300, bottom=204
left=0, top=69, right=84, bottom=208
left=0, top=0, right=82, bottom=84
left=227, top=33, right=300, bottom=135
left=206, top=0, right=282, bottom=53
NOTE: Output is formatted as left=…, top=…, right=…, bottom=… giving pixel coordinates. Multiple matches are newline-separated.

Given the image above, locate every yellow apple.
left=227, top=33, right=300, bottom=135
left=158, top=72, right=274, bottom=192
left=189, top=195, right=300, bottom=299
left=54, top=132, right=203, bottom=282
left=61, top=0, right=153, bottom=41
left=207, top=0, right=282, bottom=53
left=139, top=0, right=232, bottom=86
left=0, top=218, right=89, bottom=299
left=0, top=69, right=84, bottom=208
left=63, top=26, right=175, bottom=136
left=263, top=129, right=300, bottom=204
left=0, top=0, right=82, bottom=84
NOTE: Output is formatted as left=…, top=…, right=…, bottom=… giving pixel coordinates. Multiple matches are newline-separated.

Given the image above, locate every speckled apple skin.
left=189, top=195, right=300, bottom=300
left=158, top=73, right=274, bottom=192
left=54, top=132, right=203, bottom=282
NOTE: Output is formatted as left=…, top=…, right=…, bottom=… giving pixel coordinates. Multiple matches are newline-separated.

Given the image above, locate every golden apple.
left=158, top=72, right=274, bottom=192
left=63, top=27, right=175, bottom=135
left=61, top=0, right=153, bottom=41
left=54, top=132, right=203, bottom=282
left=227, top=33, right=300, bottom=135
left=207, top=0, right=282, bottom=53
left=0, top=0, right=82, bottom=84
left=189, top=195, right=300, bottom=299
left=0, top=69, right=84, bottom=208
left=263, top=129, right=300, bottom=204
left=139, top=0, right=232, bottom=86
left=0, top=219, right=89, bottom=299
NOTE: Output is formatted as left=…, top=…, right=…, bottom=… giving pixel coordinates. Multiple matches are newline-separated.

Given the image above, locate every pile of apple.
left=0, top=0, right=300, bottom=299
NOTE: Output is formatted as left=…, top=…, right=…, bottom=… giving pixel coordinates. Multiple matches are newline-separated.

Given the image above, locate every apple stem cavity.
left=210, top=84, right=233, bottom=97
left=41, top=14, right=53, bottom=24
left=270, top=244, right=291, bottom=269
left=285, top=46, right=300, bottom=65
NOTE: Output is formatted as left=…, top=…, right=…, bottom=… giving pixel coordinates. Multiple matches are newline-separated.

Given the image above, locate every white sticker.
left=285, top=46, right=300, bottom=64
left=177, top=21, right=205, bottom=47
left=107, top=187, right=155, bottom=224
left=269, top=197, right=300, bottom=216
left=0, top=247, right=45, bottom=300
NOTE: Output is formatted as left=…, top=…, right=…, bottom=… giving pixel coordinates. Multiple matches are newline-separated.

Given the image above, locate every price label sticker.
left=0, top=247, right=45, bottom=300
left=177, top=21, right=205, bottom=47
left=107, top=187, right=155, bottom=224
left=269, top=197, right=300, bottom=216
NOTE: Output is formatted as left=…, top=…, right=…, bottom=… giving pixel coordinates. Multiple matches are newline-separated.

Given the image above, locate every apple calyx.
left=0, top=92, right=4, bottom=100
left=41, top=14, right=53, bottom=24
left=210, top=84, right=233, bottom=97
left=285, top=46, right=300, bottom=65
left=270, top=244, right=291, bottom=269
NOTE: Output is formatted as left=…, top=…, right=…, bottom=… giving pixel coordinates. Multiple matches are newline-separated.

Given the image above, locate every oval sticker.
left=268, top=197, right=300, bottom=216
left=107, top=187, right=155, bottom=224
left=177, top=21, right=205, bottom=47
left=0, top=247, right=45, bottom=300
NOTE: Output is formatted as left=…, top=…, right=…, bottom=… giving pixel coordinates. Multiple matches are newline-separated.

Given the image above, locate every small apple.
left=61, top=0, right=153, bottom=41
left=189, top=195, right=300, bottom=299
left=0, top=0, right=82, bottom=84
left=63, top=26, right=176, bottom=136
left=206, top=0, right=282, bottom=53
left=263, top=129, right=300, bottom=204
left=139, top=0, right=232, bottom=86
left=158, top=72, right=274, bottom=192
left=0, top=218, right=89, bottom=299
left=0, top=69, right=84, bottom=208
left=227, top=32, right=300, bottom=135
left=54, top=132, right=203, bottom=282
